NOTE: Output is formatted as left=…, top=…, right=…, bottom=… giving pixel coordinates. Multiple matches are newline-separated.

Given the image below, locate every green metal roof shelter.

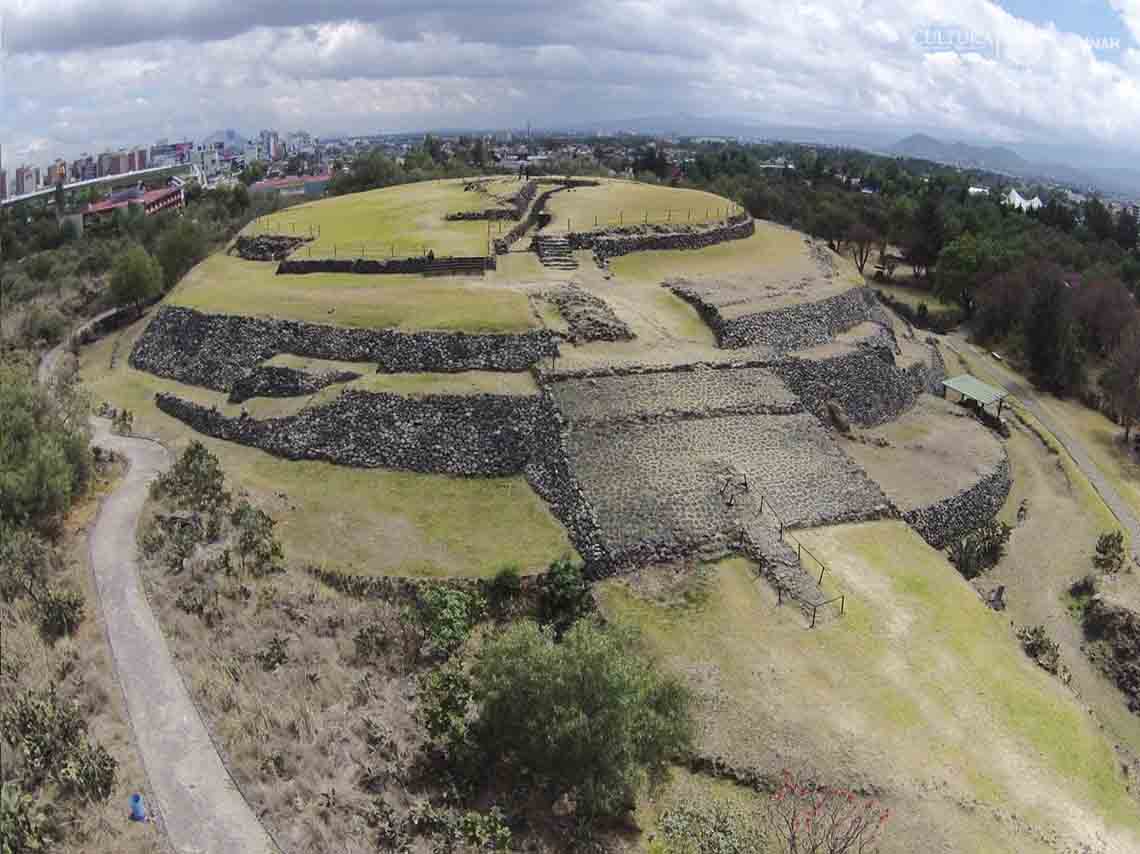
left=942, top=374, right=1010, bottom=415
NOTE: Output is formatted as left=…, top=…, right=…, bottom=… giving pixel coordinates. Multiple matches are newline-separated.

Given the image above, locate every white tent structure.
left=1004, top=188, right=1043, bottom=211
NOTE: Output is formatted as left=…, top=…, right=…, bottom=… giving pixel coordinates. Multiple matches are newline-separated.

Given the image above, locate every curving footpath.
left=948, top=334, right=1140, bottom=565
left=87, top=418, right=279, bottom=854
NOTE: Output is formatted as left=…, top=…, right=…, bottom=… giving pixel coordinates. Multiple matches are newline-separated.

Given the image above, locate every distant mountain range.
left=890, top=133, right=1140, bottom=198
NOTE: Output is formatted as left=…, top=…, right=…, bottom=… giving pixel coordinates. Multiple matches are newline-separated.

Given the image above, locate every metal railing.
left=774, top=582, right=846, bottom=629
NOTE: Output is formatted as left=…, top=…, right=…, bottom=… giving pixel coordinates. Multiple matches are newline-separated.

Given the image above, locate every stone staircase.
left=740, top=505, right=838, bottom=626
left=535, top=234, right=578, bottom=270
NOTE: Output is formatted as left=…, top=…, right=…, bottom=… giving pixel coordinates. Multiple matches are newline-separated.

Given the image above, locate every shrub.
left=459, top=807, right=512, bottom=850
left=230, top=500, right=284, bottom=577
left=0, top=527, right=51, bottom=600
left=417, top=586, right=485, bottom=659
left=538, top=556, right=593, bottom=637
left=1017, top=625, right=1063, bottom=675
left=25, top=254, right=54, bottom=282
left=488, top=564, right=522, bottom=616
left=109, top=244, right=162, bottom=310
left=55, top=738, right=117, bottom=801
left=19, top=306, right=68, bottom=346
left=471, top=620, right=693, bottom=819
left=354, top=621, right=390, bottom=662
left=0, top=783, right=52, bottom=854
left=763, top=770, right=889, bottom=854
left=659, top=802, right=765, bottom=854
left=255, top=634, right=289, bottom=671
left=0, top=685, right=86, bottom=782
left=1094, top=530, right=1126, bottom=573
left=34, top=585, right=85, bottom=640
left=947, top=520, right=1011, bottom=579
left=152, top=441, right=231, bottom=517
left=419, top=664, right=474, bottom=764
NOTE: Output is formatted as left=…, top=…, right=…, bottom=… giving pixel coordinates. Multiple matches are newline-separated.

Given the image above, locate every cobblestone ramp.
left=741, top=515, right=831, bottom=621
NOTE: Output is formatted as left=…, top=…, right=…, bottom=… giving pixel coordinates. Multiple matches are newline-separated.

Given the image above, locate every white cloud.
left=2, top=0, right=1138, bottom=167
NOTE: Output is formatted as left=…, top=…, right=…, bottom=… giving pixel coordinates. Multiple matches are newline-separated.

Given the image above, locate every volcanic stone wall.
left=130, top=305, right=558, bottom=392
left=156, top=389, right=545, bottom=476
left=902, top=454, right=1012, bottom=549
left=227, top=365, right=360, bottom=403
left=446, top=180, right=538, bottom=221
left=275, top=256, right=498, bottom=275
left=565, top=214, right=754, bottom=260
left=772, top=347, right=940, bottom=428
left=669, top=283, right=877, bottom=352
left=543, top=286, right=634, bottom=343
left=233, top=235, right=312, bottom=261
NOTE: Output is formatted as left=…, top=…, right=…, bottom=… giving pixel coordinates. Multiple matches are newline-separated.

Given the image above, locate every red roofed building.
left=84, top=183, right=185, bottom=224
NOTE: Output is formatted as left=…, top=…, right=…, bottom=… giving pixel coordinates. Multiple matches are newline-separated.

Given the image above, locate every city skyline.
left=3, top=1, right=1140, bottom=170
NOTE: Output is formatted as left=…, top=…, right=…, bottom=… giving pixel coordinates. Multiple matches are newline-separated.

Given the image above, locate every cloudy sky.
left=3, top=0, right=1140, bottom=168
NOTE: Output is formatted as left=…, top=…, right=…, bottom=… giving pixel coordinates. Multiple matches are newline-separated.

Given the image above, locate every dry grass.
left=543, top=178, right=733, bottom=231
left=0, top=460, right=161, bottom=854
left=599, top=522, right=1140, bottom=854
left=79, top=320, right=576, bottom=579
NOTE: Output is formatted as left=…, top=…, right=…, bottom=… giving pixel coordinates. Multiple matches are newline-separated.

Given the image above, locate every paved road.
left=947, top=334, right=1140, bottom=565
left=88, top=419, right=279, bottom=854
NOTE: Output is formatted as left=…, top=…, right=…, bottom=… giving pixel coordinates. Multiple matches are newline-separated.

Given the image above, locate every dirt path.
left=87, top=418, right=279, bottom=854
left=946, top=334, right=1140, bottom=564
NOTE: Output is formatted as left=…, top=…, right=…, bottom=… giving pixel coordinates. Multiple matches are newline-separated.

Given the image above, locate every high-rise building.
left=14, top=165, right=36, bottom=195
left=51, top=159, right=68, bottom=185
left=0, top=170, right=7, bottom=200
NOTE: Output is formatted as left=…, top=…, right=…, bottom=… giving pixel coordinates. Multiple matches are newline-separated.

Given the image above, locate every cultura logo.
left=913, top=25, right=1001, bottom=59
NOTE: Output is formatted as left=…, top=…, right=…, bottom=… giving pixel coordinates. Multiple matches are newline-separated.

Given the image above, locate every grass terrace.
left=543, top=178, right=735, bottom=231
left=168, top=253, right=537, bottom=332
left=600, top=521, right=1140, bottom=854
left=80, top=319, right=574, bottom=578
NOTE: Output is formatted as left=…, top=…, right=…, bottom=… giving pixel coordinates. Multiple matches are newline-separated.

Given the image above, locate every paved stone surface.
left=88, top=419, right=279, bottom=854
left=550, top=365, right=801, bottom=425
left=564, top=411, right=891, bottom=563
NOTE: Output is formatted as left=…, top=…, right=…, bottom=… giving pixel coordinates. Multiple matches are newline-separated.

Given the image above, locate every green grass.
left=246, top=177, right=502, bottom=257
left=168, top=253, right=536, bottom=332
left=874, top=281, right=958, bottom=314
left=544, top=178, right=733, bottom=230
left=80, top=323, right=574, bottom=578
left=600, top=521, right=1140, bottom=846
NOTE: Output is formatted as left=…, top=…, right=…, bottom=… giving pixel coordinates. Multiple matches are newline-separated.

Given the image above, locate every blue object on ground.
left=130, top=793, right=146, bottom=821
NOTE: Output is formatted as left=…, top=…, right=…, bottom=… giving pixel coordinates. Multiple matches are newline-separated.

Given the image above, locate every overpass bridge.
left=1, top=164, right=193, bottom=208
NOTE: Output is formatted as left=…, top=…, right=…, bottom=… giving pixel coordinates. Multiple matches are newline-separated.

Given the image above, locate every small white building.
left=967, top=186, right=990, bottom=196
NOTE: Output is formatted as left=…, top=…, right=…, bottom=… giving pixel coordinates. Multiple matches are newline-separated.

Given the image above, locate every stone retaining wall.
left=445, top=180, right=538, bottom=221
left=902, top=454, right=1012, bottom=549
left=130, top=305, right=557, bottom=391
left=227, top=365, right=360, bottom=404
left=156, top=389, right=545, bottom=476
left=669, top=283, right=877, bottom=352
left=772, top=346, right=939, bottom=428
left=233, top=234, right=312, bottom=261
left=542, top=286, right=634, bottom=343
left=275, top=256, right=497, bottom=275
left=564, top=214, right=754, bottom=260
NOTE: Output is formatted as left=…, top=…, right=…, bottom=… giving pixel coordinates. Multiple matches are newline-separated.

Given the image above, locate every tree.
left=1085, top=198, right=1115, bottom=243
left=1116, top=207, right=1139, bottom=252
left=156, top=220, right=208, bottom=288
left=763, top=770, right=890, bottom=854
left=109, top=245, right=162, bottom=312
left=903, top=196, right=944, bottom=277
left=0, top=361, right=91, bottom=529
left=1103, top=321, right=1140, bottom=441
left=230, top=500, right=283, bottom=577
left=846, top=222, right=879, bottom=276
left=1025, top=272, right=1085, bottom=393
left=468, top=620, right=693, bottom=819
left=151, top=441, right=231, bottom=518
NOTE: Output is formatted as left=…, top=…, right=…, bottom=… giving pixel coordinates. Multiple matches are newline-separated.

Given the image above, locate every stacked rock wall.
left=233, top=235, right=312, bottom=261
left=772, top=346, right=938, bottom=428
left=565, top=214, right=754, bottom=260
left=542, top=286, right=635, bottom=343
left=446, top=180, right=538, bottom=221
left=902, top=455, right=1012, bottom=549
left=275, top=256, right=497, bottom=275
left=227, top=365, right=360, bottom=404
left=156, top=390, right=545, bottom=476
left=130, top=305, right=558, bottom=391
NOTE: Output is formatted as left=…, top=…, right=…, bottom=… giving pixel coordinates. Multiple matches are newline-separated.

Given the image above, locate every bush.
left=55, top=738, right=117, bottom=801
left=255, top=634, right=289, bottom=671
left=19, top=306, right=68, bottom=346
left=34, top=585, right=85, bottom=640
left=0, top=783, right=52, bottom=854
left=25, top=254, right=54, bottom=282
left=488, top=564, right=522, bottom=616
left=470, top=620, right=693, bottom=819
left=659, top=802, right=765, bottom=854
left=538, top=556, right=593, bottom=637
left=152, top=441, right=231, bottom=517
left=353, top=620, right=389, bottom=661
left=230, top=500, right=284, bottom=577
left=0, top=685, right=87, bottom=782
left=947, top=520, right=1011, bottom=579
left=156, top=219, right=208, bottom=288
left=417, top=586, right=485, bottom=659
left=0, top=527, right=51, bottom=600
left=1017, top=625, right=1063, bottom=675
left=419, top=664, right=475, bottom=764
left=1094, top=530, right=1126, bottom=573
